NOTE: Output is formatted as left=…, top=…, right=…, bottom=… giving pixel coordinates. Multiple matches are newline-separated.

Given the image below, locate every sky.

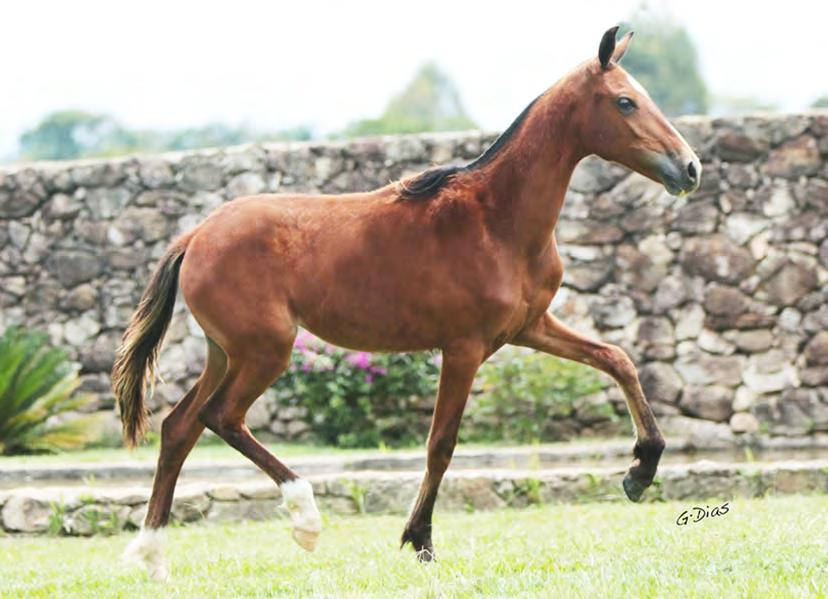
left=1, top=0, right=826, bottom=160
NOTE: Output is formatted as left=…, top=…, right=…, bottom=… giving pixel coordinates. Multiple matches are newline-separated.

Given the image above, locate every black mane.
left=398, top=95, right=540, bottom=201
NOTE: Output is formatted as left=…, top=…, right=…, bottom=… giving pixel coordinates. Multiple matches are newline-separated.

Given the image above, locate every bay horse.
left=114, top=26, right=700, bottom=579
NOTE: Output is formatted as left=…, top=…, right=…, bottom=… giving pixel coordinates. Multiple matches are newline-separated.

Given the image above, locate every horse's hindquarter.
left=180, top=191, right=537, bottom=353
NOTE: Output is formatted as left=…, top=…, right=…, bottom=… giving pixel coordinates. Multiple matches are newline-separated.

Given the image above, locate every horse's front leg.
left=401, top=340, right=485, bottom=561
left=513, top=312, right=665, bottom=501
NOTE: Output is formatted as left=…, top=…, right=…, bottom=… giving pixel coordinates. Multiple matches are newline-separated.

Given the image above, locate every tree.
left=711, top=95, right=778, bottom=117
left=19, top=113, right=312, bottom=161
left=621, top=12, right=708, bottom=116
left=343, top=62, right=477, bottom=137
left=19, top=111, right=134, bottom=161
left=162, top=124, right=311, bottom=151
left=811, top=96, right=828, bottom=109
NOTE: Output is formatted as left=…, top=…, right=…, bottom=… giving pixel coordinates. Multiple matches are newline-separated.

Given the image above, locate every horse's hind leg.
left=514, top=312, right=665, bottom=502
left=198, top=342, right=322, bottom=551
left=124, top=338, right=226, bottom=581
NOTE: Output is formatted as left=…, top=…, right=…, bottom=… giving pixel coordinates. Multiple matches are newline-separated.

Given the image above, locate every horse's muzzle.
left=656, top=153, right=702, bottom=197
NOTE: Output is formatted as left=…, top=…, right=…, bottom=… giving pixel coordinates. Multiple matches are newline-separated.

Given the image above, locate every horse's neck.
left=485, top=93, right=584, bottom=255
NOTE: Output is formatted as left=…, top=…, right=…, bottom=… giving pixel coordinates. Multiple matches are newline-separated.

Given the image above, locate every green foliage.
left=712, top=95, right=779, bottom=117
left=621, top=12, right=708, bottom=116
left=343, top=62, right=477, bottom=137
left=161, top=124, right=312, bottom=152
left=275, top=334, right=604, bottom=448
left=18, top=112, right=312, bottom=161
left=19, top=111, right=127, bottom=161
left=0, top=327, right=99, bottom=455
left=47, top=501, right=67, bottom=536
left=464, top=348, right=603, bottom=444
left=811, top=96, right=828, bottom=109
left=273, top=331, right=439, bottom=448
left=510, top=477, right=543, bottom=506
left=76, top=507, right=122, bottom=536
left=343, top=480, right=368, bottom=515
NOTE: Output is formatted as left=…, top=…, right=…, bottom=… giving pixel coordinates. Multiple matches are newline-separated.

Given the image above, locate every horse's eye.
left=616, top=96, right=637, bottom=114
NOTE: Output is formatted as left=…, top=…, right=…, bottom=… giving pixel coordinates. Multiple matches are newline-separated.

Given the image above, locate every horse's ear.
left=612, top=31, right=634, bottom=63
left=598, top=26, right=619, bottom=69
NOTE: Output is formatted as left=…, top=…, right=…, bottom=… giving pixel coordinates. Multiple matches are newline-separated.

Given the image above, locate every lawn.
left=0, top=440, right=376, bottom=466
left=1, top=495, right=825, bottom=598
left=0, top=436, right=617, bottom=466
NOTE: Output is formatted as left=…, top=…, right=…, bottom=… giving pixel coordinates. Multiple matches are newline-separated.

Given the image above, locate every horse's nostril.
left=687, top=161, right=697, bottom=182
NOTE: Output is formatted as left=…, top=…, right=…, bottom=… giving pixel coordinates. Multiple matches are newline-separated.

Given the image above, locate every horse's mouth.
left=656, top=154, right=701, bottom=197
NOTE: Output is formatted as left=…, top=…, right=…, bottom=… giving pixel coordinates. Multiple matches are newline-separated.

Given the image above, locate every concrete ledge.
left=1, top=459, right=825, bottom=536
left=4, top=435, right=828, bottom=485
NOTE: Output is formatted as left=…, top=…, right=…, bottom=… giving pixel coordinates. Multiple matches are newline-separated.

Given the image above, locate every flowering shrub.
left=273, top=331, right=440, bottom=447
left=463, top=348, right=605, bottom=443
left=274, top=333, right=605, bottom=447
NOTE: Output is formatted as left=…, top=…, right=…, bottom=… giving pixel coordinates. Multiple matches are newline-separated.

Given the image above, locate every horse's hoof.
left=123, top=527, right=170, bottom=582
left=622, top=474, right=647, bottom=502
left=416, top=548, right=435, bottom=563
left=281, top=479, right=322, bottom=552
left=292, top=527, right=320, bottom=552
left=149, top=563, right=170, bottom=583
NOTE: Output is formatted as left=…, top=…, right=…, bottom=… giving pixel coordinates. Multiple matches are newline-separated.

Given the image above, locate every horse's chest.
left=501, top=248, right=564, bottom=334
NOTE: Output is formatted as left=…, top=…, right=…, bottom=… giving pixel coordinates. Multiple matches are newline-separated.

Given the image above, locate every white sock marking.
left=123, top=527, right=169, bottom=582
left=280, top=478, right=322, bottom=551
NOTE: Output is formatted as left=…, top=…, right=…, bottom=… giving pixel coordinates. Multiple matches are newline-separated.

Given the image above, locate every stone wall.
left=4, top=459, right=827, bottom=535
left=0, top=113, right=826, bottom=442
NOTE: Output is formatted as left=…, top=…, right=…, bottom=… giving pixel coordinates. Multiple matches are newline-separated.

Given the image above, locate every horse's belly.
left=294, top=293, right=496, bottom=353
left=292, top=268, right=518, bottom=353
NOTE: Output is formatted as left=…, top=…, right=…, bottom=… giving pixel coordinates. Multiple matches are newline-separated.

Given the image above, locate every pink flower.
left=295, top=330, right=316, bottom=351
left=346, top=352, right=372, bottom=370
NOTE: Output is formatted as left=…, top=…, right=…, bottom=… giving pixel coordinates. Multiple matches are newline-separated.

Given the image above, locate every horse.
left=113, top=25, right=701, bottom=579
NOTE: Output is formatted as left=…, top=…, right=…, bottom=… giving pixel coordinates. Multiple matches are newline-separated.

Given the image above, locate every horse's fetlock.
left=634, top=436, right=666, bottom=462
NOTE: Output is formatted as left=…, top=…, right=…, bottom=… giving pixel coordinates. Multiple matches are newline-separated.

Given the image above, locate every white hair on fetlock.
left=280, top=478, right=322, bottom=552
left=123, top=527, right=170, bottom=582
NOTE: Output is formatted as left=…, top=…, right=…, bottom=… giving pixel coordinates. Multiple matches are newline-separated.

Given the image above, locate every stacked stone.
left=0, top=114, right=825, bottom=442
left=0, top=134, right=492, bottom=439
left=553, top=114, right=828, bottom=443
left=3, top=458, right=827, bottom=535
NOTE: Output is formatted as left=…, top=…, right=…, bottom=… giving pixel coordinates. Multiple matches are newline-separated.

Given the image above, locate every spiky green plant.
left=0, top=327, right=99, bottom=455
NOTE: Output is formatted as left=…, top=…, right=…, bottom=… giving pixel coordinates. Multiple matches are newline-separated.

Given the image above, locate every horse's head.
left=574, top=26, right=701, bottom=196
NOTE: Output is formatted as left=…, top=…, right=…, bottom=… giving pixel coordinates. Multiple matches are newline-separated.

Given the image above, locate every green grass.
left=0, top=434, right=424, bottom=465
left=0, top=436, right=617, bottom=466
left=0, top=441, right=367, bottom=465
left=1, top=495, right=825, bottom=598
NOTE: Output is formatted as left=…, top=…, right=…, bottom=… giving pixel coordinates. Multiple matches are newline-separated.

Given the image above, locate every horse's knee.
left=199, top=407, right=248, bottom=453
left=196, top=404, right=217, bottom=432
left=197, top=403, right=230, bottom=436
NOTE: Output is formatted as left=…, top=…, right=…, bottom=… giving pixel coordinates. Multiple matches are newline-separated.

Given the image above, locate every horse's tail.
left=112, top=234, right=191, bottom=448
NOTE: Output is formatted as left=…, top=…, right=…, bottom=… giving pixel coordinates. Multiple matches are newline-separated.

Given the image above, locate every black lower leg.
left=401, top=487, right=438, bottom=561
left=623, top=436, right=665, bottom=502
